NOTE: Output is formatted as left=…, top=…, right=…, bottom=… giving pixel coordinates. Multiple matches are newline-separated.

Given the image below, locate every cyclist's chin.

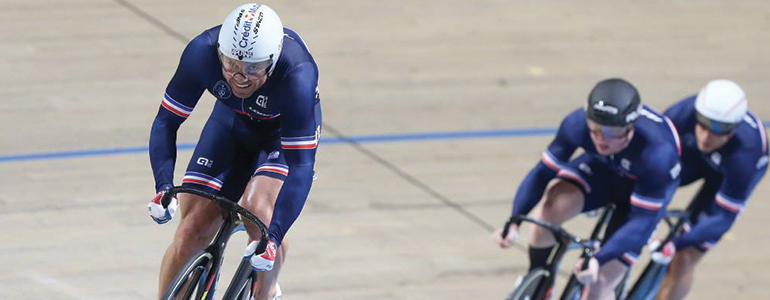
left=233, top=87, right=256, bottom=98
left=595, top=142, right=627, bottom=156
left=227, top=78, right=263, bottom=98
left=232, top=82, right=258, bottom=98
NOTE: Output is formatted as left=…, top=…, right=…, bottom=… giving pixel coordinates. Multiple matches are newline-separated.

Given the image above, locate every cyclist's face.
left=695, top=123, right=733, bottom=153
left=587, top=120, right=634, bottom=155
left=219, top=54, right=271, bottom=98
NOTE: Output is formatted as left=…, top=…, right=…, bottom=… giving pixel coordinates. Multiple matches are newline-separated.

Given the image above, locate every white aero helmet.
left=218, top=3, right=284, bottom=75
left=694, top=79, right=747, bottom=134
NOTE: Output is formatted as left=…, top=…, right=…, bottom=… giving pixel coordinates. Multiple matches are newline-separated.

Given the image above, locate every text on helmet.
left=593, top=101, right=619, bottom=115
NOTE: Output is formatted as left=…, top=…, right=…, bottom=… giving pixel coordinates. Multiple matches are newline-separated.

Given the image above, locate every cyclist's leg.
left=241, top=134, right=290, bottom=300
left=158, top=104, right=254, bottom=297
left=585, top=260, right=629, bottom=300
left=585, top=178, right=638, bottom=298
left=655, top=247, right=704, bottom=300
left=242, top=174, right=286, bottom=300
left=158, top=193, right=223, bottom=296
left=528, top=154, right=609, bottom=271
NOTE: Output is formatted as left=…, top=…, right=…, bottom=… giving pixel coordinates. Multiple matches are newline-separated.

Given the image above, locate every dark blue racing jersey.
left=149, top=26, right=321, bottom=244
left=510, top=105, right=682, bottom=264
left=665, top=96, right=768, bottom=250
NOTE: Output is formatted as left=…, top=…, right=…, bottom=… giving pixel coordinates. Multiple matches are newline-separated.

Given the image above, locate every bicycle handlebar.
left=503, top=215, right=596, bottom=250
left=162, top=186, right=270, bottom=255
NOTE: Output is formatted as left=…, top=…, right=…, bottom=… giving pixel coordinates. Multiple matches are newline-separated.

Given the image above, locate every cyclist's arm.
left=510, top=111, right=582, bottom=217
left=674, top=151, right=766, bottom=249
left=149, top=36, right=208, bottom=192
left=268, top=62, right=320, bottom=246
left=595, top=147, right=680, bottom=266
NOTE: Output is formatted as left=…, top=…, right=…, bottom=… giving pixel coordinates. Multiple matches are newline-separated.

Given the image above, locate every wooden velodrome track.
left=1, top=0, right=769, bottom=299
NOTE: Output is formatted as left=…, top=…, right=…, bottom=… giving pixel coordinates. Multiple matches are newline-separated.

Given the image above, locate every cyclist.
left=655, top=80, right=767, bottom=300
left=493, top=78, right=682, bottom=299
left=146, top=3, right=321, bottom=299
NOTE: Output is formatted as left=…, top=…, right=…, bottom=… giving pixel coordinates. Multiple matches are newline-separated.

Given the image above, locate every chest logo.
left=214, top=80, right=232, bottom=99
left=710, top=152, right=722, bottom=166
left=621, top=158, right=632, bottom=171
left=255, top=95, right=269, bottom=108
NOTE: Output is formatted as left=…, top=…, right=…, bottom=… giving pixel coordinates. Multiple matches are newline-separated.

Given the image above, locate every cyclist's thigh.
left=243, top=132, right=289, bottom=223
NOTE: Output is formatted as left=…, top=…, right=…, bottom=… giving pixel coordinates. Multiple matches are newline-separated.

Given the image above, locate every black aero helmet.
left=586, top=78, right=641, bottom=127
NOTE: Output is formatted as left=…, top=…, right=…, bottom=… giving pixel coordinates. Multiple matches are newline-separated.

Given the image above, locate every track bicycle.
left=502, top=204, right=617, bottom=300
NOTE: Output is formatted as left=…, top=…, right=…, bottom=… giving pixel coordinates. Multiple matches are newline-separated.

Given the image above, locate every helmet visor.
left=218, top=51, right=273, bottom=79
left=587, top=119, right=633, bottom=140
left=600, top=124, right=633, bottom=140
left=696, top=111, right=738, bottom=135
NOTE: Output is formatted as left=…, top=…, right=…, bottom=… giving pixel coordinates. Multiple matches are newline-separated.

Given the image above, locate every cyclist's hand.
left=649, top=240, right=676, bottom=265
left=492, top=223, right=519, bottom=248
left=147, top=190, right=178, bottom=224
left=249, top=240, right=278, bottom=272
left=573, top=257, right=599, bottom=286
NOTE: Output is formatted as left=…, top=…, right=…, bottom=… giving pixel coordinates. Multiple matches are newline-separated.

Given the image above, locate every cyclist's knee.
left=173, top=208, right=221, bottom=252
left=243, top=176, right=283, bottom=223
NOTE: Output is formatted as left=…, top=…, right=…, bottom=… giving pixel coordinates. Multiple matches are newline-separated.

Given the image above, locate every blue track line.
left=1, top=122, right=767, bottom=163
left=0, top=127, right=556, bottom=163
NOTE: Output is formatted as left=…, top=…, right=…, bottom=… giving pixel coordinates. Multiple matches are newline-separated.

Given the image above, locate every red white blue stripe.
left=621, top=252, right=639, bottom=265
left=541, top=150, right=566, bottom=171
left=630, top=193, right=664, bottom=211
left=255, top=113, right=281, bottom=121
left=663, top=116, right=682, bottom=155
left=557, top=168, right=591, bottom=193
left=256, top=163, right=289, bottom=176
left=749, top=113, right=767, bottom=154
left=161, top=93, right=193, bottom=118
left=715, top=192, right=744, bottom=213
left=183, top=172, right=223, bottom=190
left=281, top=135, right=318, bottom=149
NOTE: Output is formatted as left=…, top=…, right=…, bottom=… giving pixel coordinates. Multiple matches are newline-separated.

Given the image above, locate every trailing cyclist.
left=146, top=3, right=321, bottom=299
left=655, top=79, right=768, bottom=300
left=493, top=78, right=682, bottom=299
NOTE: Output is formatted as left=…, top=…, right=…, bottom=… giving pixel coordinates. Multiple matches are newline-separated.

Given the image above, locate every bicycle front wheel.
left=559, top=276, right=583, bottom=300
left=160, top=250, right=214, bottom=300
left=222, top=258, right=257, bottom=300
left=506, top=268, right=551, bottom=300
left=626, top=262, right=668, bottom=300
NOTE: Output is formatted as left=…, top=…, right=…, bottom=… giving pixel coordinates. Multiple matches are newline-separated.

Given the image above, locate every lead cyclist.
left=146, top=4, right=321, bottom=299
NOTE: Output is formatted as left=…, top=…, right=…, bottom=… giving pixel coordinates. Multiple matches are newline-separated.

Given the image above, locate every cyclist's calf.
left=158, top=193, right=225, bottom=296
